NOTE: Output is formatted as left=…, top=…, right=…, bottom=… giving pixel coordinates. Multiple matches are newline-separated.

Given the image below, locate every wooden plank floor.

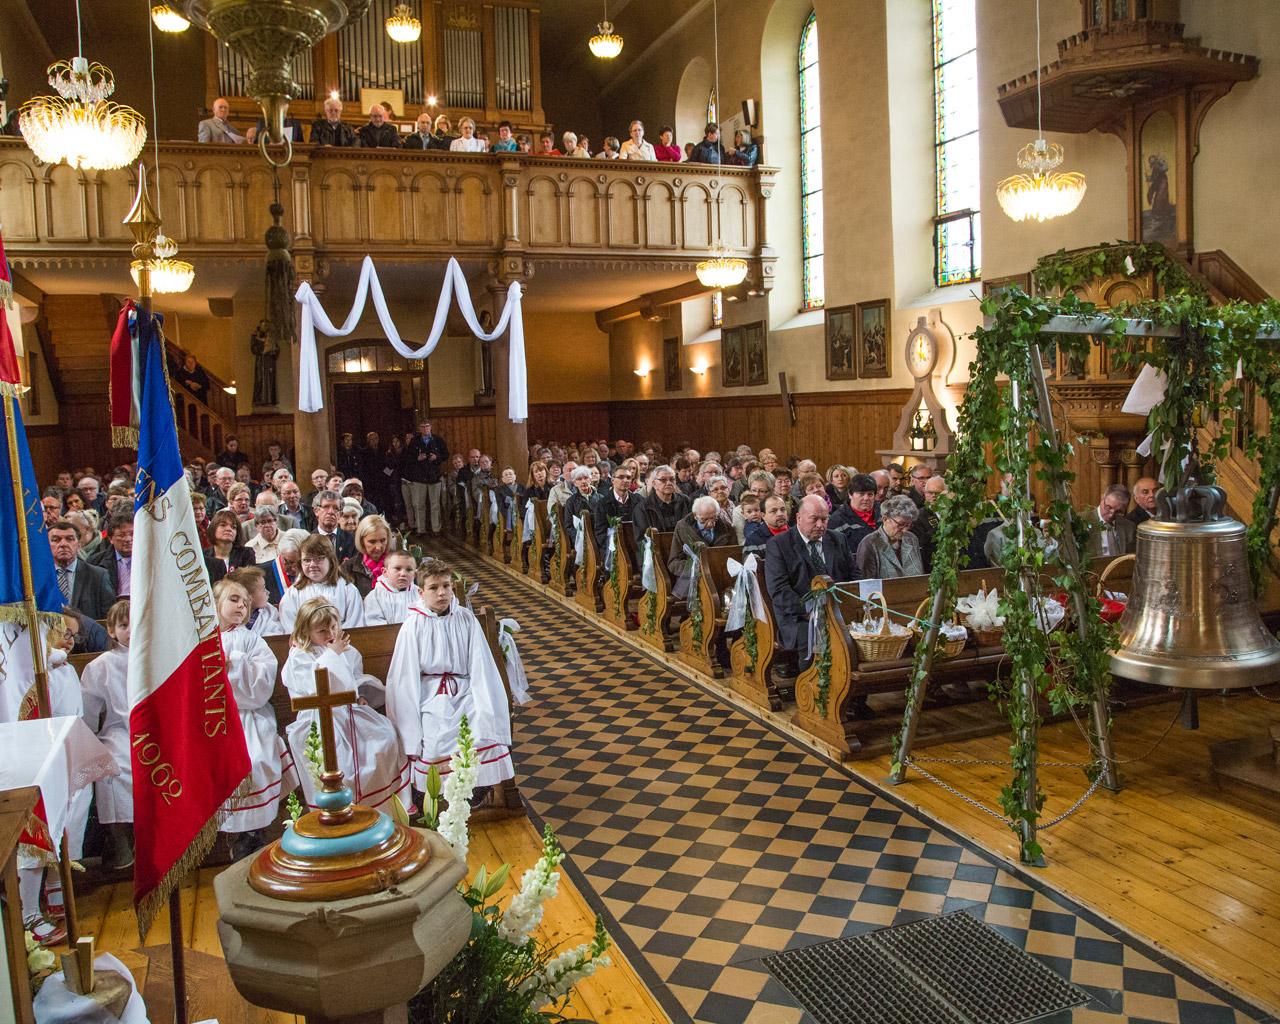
left=861, top=689, right=1280, bottom=1016
left=72, top=816, right=669, bottom=1024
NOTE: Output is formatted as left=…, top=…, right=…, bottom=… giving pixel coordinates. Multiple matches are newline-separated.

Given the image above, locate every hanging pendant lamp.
left=996, top=0, right=1086, bottom=222
left=385, top=3, right=422, bottom=43
left=589, top=0, right=624, bottom=59
left=150, top=3, right=190, bottom=32
left=696, top=0, right=747, bottom=290
left=20, top=0, right=146, bottom=171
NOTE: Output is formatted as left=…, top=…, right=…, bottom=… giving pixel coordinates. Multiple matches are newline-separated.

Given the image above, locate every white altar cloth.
left=34, top=952, right=151, bottom=1024
left=0, top=717, right=118, bottom=849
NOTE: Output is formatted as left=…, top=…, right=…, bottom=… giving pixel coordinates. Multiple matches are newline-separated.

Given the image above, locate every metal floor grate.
left=765, top=910, right=1091, bottom=1024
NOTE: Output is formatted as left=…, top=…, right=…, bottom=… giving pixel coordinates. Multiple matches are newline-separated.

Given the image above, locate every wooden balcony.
left=0, top=139, right=775, bottom=286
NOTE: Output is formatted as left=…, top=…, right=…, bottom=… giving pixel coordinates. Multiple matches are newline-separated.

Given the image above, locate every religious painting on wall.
left=856, top=299, right=889, bottom=379
left=721, top=326, right=745, bottom=388
left=1140, top=110, right=1177, bottom=247
left=663, top=337, right=681, bottom=392
left=825, top=306, right=856, bottom=381
left=743, top=321, right=768, bottom=387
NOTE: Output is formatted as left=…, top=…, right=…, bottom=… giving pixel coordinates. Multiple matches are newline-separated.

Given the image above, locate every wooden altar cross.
left=290, top=668, right=356, bottom=815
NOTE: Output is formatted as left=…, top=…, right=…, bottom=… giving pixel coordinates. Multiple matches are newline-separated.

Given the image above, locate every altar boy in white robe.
left=0, top=616, right=94, bottom=945
left=80, top=600, right=135, bottom=871
left=364, top=550, right=419, bottom=626
left=215, top=579, right=297, bottom=859
left=283, top=597, right=410, bottom=814
left=387, top=558, right=513, bottom=801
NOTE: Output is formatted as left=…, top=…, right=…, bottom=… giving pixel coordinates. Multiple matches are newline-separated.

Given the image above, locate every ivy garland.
left=1033, top=241, right=1207, bottom=298
left=606, top=517, right=622, bottom=613
left=643, top=590, right=658, bottom=637
left=687, top=571, right=704, bottom=652
left=742, top=611, right=758, bottom=675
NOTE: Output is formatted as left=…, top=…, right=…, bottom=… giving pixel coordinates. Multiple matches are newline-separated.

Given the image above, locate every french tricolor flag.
left=127, top=305, right=249, bottom=936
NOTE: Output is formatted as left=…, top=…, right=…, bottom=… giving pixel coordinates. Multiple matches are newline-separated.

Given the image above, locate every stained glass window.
left=932, top=0, right=981, bottom=286
left=711, top=290, right=723, bottom=328
left=799, top=11, right=824, bottom=310
left=707, top=90, right=717, bottom=127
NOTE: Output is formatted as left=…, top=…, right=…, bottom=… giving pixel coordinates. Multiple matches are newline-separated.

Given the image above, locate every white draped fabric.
left=295, top=256, right=527, bottom=423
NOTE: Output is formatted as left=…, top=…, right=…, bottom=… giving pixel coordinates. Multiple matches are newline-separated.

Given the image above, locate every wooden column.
left=292, top=256, right=334, bottom=476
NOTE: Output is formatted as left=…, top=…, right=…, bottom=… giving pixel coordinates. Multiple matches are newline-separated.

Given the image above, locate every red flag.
left=0, top=308, right=20, bottom=398
left=109, top=299, right=139, bottom=448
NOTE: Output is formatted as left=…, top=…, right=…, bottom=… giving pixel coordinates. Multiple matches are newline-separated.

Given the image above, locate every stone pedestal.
left=214, top=827, right=470, bottom=1022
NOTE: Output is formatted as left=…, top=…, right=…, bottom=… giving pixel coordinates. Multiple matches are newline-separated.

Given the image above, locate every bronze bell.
left=1110, top=478, right=1280, bottom=689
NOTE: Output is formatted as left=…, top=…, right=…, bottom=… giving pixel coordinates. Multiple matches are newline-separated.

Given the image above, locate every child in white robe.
left=215, top=579, right=297, bottom=858
left=80, top=600, right=135, bottom=870
left=0, top=616, right=93, bottom=944
left=228, top=565, right=284, bottom=637
left=386, top=558, right=514, bottom=797
left=279, top=534, right=365, bottom=631
left=282, top=597, right=410, bottom=814
left=363, top=550, right=419, bottom=626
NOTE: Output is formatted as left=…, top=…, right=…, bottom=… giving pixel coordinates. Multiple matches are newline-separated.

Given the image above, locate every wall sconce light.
left=223, top=380, right=237, bottom=395
left=329, top=90, right=340, bottom=101
left=691, top=362, right=707, bottom=376
left=427, top=95, right=438, bottom=107
left=634, top=366, right=650, bottom=378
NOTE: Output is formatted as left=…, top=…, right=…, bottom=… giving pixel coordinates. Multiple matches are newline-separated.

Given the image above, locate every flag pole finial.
left=125, top=165, right=161, bottom=301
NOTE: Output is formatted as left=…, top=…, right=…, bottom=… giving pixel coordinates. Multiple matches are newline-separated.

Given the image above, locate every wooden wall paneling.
left=26, top=426, right=67, bottom=489
left=232, top=414, right=297, bottom=473
left=526, top=403, right=610, bottom=446
left=429, top=407, right=497, bottom=461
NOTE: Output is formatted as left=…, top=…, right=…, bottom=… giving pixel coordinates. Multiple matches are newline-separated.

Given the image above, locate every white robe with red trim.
left=386, top=597, right=513, bottom=789
left=282, top=645, right=410, bottom=813
left=363, top=580, right=419, bottom=627
left=80, top=646, right=134, bottom=823
left=219, top=626, right=297, bottom=833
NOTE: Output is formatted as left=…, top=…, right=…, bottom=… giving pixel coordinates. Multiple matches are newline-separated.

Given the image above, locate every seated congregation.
left=11, top=456, right=532, bottom=946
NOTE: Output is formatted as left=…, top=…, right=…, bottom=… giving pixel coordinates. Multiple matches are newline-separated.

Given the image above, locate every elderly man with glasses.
left=632, top=465, right=691, bottom=538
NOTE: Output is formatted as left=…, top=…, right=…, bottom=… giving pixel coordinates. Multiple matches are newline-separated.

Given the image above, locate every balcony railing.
left=0, top=139, right=774, bottom=281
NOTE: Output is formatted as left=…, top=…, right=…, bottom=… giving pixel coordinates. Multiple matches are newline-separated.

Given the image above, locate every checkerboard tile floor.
left=441, top=542, right=1276, bottom=1024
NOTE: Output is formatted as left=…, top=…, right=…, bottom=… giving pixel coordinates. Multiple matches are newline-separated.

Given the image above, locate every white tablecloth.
left=33, top=952, right=150, bottom=1024
left=0, top=717, right=119, bottom=848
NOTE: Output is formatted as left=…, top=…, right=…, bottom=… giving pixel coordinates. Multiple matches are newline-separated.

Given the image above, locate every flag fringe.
left=0, top=381, right=27, bottom=398
left=0, top=603, right=63, bottom=629
left=134, top=771, right=250, bottom=940
left=111, top=425, right=139, bottom=449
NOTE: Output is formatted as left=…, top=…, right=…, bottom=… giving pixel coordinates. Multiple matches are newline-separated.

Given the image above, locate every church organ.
left=207, top=0, right=545, bottom=133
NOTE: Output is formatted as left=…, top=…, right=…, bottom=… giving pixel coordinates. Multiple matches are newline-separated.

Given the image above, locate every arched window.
left=798, top=11, right=824, bottom=310
left=932, top=0, right=980, bottom=286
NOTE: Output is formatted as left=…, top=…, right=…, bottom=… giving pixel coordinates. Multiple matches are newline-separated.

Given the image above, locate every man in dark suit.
left=765, top=495, right=853, bottom=674
left=592, top=464, right=637, bottom=553
left=312, top=490, right=356, bottom=562
left=87, top=511, right=134, bottom=598
left=48, top=519, right=116, bottom=621
left=401, top=420, right=449, bottom=535
left=1084, top=484, right=1137, bottom=558
left=1128, top=476, right=1159, bottom=526
left=632, top=464, right=690, bottom=537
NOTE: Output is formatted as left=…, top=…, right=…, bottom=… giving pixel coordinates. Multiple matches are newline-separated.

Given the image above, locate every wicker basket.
left=849, top=591, right=911, bottom=663
left=911, top=598, right=968, bottom=660
left=973, top=625, right=1005, bottom=647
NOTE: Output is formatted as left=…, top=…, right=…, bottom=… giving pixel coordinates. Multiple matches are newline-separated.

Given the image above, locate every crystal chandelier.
left=20, top=57, right=146, bottom=171
left=697, top=246, right=749, bottom=290
left=385, top=3, right=421, bottom=43
left=131, top=233, right=195, bottom=295
left=589, top=1, right=623, bottom=59
left=150, top=4, right=190, bottom=32
left=997, top=0, right=1085, bottom=223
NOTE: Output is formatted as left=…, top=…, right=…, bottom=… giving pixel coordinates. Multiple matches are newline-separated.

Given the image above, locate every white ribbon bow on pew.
left=490, top=493, right=500, bottom=526
left=497, top=618, right=531, bottom=705
left=462, top=580, right=480, bottom=610
left=573, top=514, right=585, bottom=565
left=682, top=543, right=700, bottom=593
left=725, top=554, right=765, bottom=633
left=295, top=255, right=528, bottom=424
left=549, top=509, right=560, bottom=547
left=807, top=588, right=831, bottom=660
left=521, top=502, right=536, bottom=543
left=640, top=535, right=657, bottom=593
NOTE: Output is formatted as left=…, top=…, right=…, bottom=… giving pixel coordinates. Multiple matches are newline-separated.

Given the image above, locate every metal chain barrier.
left=1253, top=686, right=1280, bottom=703
left=1038, top=769, right=1106, bottom=829
left=902, top=758, right=1013, bottom=827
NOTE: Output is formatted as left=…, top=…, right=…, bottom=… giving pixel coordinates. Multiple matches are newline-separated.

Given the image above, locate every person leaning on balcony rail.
left=427, top=114, right=458, bottom=150
left=450, top=117, right=488, bottom=153
left=690, top=122, right=725, bottom=164
left=561, top=131, right=588, bottom=158
left=357, top=105, right=401, bottom=149
left=596, top=136, right=620, bottom=160
left=537, top=132, right=562, bottom=157
left=311, top=97, right=360, bottom=148
left=197, top=97, right=246, bottom=144
left=619, top=120, right=656, bottom=161
left=727, top=129, right=759, bottom=167
left=490, top=120, right=519, bottom=153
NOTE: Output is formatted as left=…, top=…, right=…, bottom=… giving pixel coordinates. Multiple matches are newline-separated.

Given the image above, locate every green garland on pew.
left=687, top=578, right=704, bottom=652
left=814, top=621, right=832, bottom=719
left=742, top=612, right=758, bottom=675
left=607, top=516, right=622, bottom=614
left=643, top=590, right=658, bottom=637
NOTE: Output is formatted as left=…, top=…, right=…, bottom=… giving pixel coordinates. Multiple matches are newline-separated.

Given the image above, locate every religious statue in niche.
left=251, top=318, right=279, bottom=407
left=1140, top=111, right=1177, bottom=246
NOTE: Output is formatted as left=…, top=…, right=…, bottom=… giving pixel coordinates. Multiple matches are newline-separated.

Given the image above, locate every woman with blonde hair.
left=214, top=579, right=296, bottom=858
left=342, top=513, right=395, bottom=598
left=283, top=598, right=410, bottom=813
left=279, top=533, right=365, bottom=630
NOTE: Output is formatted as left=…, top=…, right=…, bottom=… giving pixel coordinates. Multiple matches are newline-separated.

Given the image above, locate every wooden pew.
left=526, top=499, right=551, bottom=581
left=638, top=529, right=683, bottom=652
left=677, top=544, right=741, bottom=678
left=727, top=566, right=784, bottom=711
left=603, top=522, right=643, bottom=631
left=574, top=513, right=605, bottom=614
left=481, top=485, right=499, bottom=558
left=472, top=604, right=524, bottom=820
left=548, top=502, right=576, bottom=596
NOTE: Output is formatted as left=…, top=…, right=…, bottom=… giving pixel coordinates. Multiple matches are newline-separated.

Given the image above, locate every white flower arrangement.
left=435, top=717, right=479, bottom=861
left=956, top=587, right=1005, bottom=631
left=497, top=825, right=563, bottom=947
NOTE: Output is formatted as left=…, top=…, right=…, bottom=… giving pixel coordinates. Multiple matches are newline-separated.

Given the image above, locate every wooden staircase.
left=38, top=295, right=238, bottom=470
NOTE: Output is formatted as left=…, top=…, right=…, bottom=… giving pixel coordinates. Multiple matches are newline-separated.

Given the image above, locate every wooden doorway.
left=332, top=381, right=413, bottom=447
